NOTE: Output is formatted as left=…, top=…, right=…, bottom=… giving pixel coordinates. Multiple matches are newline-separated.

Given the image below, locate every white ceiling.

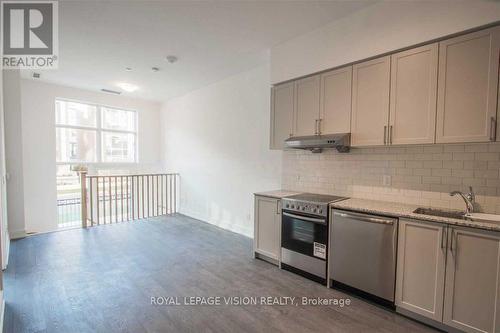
left=22, top=0, right=374, bottom=102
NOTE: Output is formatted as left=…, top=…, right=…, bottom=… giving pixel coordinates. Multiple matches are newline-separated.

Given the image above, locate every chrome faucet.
left=450, top=186, right=475, bottom=215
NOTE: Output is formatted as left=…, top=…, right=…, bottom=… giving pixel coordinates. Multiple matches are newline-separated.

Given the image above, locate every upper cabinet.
left=270, top=82, right=295, bottom=149
left=270, top=25, right=500, bottom=150
left=390, top=44, right=438, bottom=145
left=436, top=26, right=500, bottom=143
left=351, top=56, right=391, bottom=146
left=320, top=67, right=352, bottom=135
left=294, top=75, right=320, bottom=136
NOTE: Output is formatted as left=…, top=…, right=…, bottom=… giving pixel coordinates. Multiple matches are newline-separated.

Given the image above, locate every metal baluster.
left=89, top=177, right=94, bottom=226
left=114, top=176, right=118, bottom=223
left=108, top=176, right=112, bottom=224
left=121, top=176, right=124, bottom=222
left=142, top=175, right=145, bottom=219
left=126, top=176, right=129, bottom=221
left=102, top=177, right=106, bottom=224
left=174, top=174, right=177, bottom=213
left=161, top=175, right=164, bottom=215
left=170, top=175, right=173, bottom=214
left=156, top=175, right=159, bottom=216
left=132, top=176, right=135, bottom=220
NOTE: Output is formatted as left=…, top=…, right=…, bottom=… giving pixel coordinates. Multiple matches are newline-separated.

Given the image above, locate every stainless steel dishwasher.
left=330, top=209, right=397, bottom=307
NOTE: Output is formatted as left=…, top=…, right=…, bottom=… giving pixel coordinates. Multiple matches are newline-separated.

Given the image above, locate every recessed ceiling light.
left=116, top=82, right=139, bottom=93
left=151, top=67, right=160, bottom=72
left=125, top=67, right=132, bottom=72
left=165, top=55, right=178, bottom=64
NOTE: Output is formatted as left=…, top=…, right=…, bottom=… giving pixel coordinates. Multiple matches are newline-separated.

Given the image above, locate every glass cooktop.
left=284, top=193, right=347, bottom=204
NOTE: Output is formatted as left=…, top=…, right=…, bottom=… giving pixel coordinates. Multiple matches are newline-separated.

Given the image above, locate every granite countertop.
left=254, top=190, right=302, bottom=199
left=331, top=198, right=500, bottom=232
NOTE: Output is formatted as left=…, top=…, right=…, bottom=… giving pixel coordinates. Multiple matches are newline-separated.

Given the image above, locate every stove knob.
left=285, top=204, right=289, bottom=208
left=313, top=208, right=317, bottom=213
left=291, top=205, right=295, bottom=209
left=319, top=209, right=323, bottom=214
left=301, top=206, right=305, bottom=211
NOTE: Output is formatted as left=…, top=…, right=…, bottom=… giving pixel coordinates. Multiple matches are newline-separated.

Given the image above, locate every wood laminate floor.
left=4, top=214, right=439, bottom=333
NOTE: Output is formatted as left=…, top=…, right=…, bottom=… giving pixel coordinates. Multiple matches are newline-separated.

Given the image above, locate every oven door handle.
left=283, top=212, right=326, bottom=225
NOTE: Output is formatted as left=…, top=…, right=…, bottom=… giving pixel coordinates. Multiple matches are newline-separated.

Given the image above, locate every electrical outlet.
left=383, top=175, right=391, bottom=186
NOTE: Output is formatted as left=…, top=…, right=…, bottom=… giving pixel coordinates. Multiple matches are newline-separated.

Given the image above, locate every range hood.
left=284, top=133, right=350, bottom=153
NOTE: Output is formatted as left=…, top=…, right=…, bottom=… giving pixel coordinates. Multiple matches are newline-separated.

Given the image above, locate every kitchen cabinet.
left=320, top=66, right=352, bottom=135
left=270, top=82, right=295, bottom=149
left=396, top=219, right=446, bottom=322
left=436, top=26, right=500, bottom=143
left=389, top=44, right=438, bottom=145
left=294, top=75, right=320, bottom=136
left=443, top=227, right=500, bottom=333
left=397, top=219, right=500, bottom=333
left=351, top=56, right=391, bottom=146
left=254, top=195, right=281, bottom=264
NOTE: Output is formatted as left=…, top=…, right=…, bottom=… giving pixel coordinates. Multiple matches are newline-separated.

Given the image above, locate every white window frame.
left=55, top=98, right=139, bottom=165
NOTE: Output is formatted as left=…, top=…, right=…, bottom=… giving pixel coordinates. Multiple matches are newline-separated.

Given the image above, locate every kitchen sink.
left=413, top=208, right=500, bottom=224
left=413, top=207, right=466, bottom=220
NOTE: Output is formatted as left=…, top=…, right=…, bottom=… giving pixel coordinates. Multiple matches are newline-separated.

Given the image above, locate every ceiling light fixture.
left=101, top=88, right=121, bottom=95
left=116, top=82, right=139, bottom=93
left=125, top=67, right=132, bottom=72
left=165, top=55, right=178, bottom=63
left=151, top=67, right=160, bottom=72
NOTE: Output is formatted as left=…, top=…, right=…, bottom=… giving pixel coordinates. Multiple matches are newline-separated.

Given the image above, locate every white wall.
left=19, top=79, right=163, bottom=234
left=161, top=63, right=281, bottom=237
left=271, top=1, right=500, bottom=83
left=3, top=71, right=26, bottom=239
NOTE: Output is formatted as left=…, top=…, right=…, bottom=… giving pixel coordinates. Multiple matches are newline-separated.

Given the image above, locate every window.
left=55, top=99, right=137, bottom=163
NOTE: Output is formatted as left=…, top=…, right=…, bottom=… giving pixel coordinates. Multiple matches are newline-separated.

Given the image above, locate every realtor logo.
left=1, top=0, right=58, bottom=69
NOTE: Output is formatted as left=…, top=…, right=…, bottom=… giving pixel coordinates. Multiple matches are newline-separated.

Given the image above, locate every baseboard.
left=9, top=229, right=26, bottom=240
left=3, top=234, right=9, bottom=269
left=179, top=210, right=253, bottom=238
left=0, top=292, right=5, bottom=333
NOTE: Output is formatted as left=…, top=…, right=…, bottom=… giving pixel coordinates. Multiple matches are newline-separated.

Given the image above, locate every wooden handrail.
left=80, top=173, right=179, bottom=227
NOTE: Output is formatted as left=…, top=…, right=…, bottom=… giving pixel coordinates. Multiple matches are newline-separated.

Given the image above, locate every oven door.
left=281, top=210, right=328, bottom=260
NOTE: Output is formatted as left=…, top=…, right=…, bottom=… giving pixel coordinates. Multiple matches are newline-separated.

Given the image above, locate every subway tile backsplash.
left=281, top=143, right=500, bottom=214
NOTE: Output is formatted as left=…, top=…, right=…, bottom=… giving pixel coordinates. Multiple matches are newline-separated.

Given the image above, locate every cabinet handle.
left=450, top=228, right=456, bottom=256
left=318, top=119, right=322, bottom=135
left=315, top=119, right=319, bottom=135
left=441, top=226, right=447, bottom=250
left=389, top=125, right=393, bottom=144
left=490, top=117, right=497, bottom=141
left=383, top=126, right=387, bottom=145
left=276, top=200, right=280, bottom=215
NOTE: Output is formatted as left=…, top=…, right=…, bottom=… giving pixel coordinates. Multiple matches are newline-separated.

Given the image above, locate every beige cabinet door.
left=390, top=44, right=438, bottom=145
left=294, top=75, right=320, bottom=136
left=444, top=227, right=500, bottom=333
left=351, top=56, right=391, bottom=146
left=253, top=195, right=280, bottom=261
left=270, top=83, right=294, bottom=149
left=396, top=219, right=447, bottom=322
left=319, top=66, right=352, bottom=135
left=436, top=26, right=500, bottom=143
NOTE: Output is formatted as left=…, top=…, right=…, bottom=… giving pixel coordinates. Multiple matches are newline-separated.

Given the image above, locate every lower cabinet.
left=253, top=195, right=281, bottom=264
left=397, top=219, right=500, bottom=333
left=443, top=227, right=500, bottom=333
left=396, top=219, right=446, bottom=321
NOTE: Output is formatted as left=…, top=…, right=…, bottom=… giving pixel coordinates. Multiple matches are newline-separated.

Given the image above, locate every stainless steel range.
left=281, top=193, right=347, bottom=284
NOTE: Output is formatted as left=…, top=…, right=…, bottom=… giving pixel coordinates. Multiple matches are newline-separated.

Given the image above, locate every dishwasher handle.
left=333, top=211, right=395, bottom=225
